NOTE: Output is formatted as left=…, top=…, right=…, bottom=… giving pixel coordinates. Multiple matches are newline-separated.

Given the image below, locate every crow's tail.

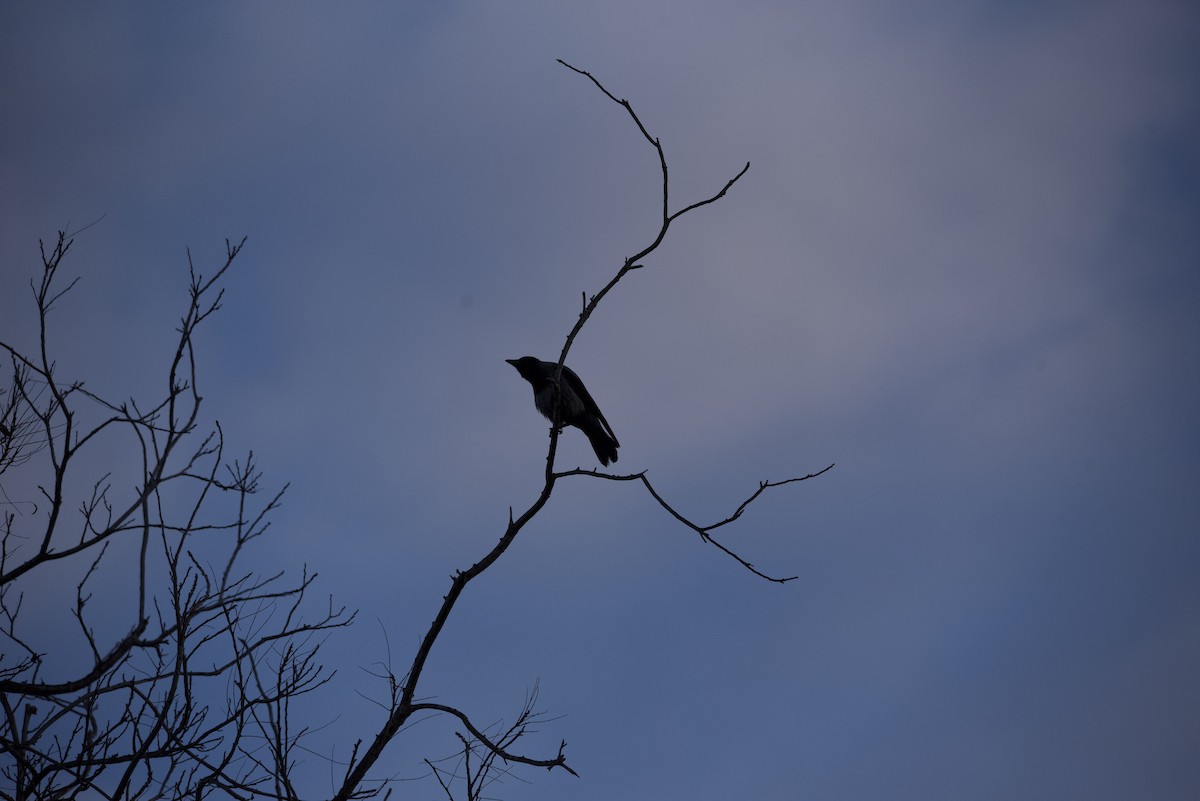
left=580, top=418, right=619, bottom=466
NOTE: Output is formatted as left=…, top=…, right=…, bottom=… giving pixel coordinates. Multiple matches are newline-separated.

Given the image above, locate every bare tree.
left=0, top=62, right=830, bottom=801
left=324, top=61, right=833, bottom=800
left=0, top=233, right=351, bottom=800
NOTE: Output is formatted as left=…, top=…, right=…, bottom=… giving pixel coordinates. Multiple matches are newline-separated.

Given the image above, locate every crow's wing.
left=561, top=365, right=619, bottom=446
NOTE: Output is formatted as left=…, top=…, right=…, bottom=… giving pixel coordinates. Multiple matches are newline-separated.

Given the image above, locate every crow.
left=506, top=356, right=620, bottom=466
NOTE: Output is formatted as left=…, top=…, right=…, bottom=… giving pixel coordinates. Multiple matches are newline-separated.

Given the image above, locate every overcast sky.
left=2, top=2, right=1199, bottom=799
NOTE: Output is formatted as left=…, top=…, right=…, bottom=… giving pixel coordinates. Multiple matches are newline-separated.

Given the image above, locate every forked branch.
left=555, top=465, right=835, bottom=582
left=553, top=58, right=751, bottom=374
left=412, top=702, right=578, bottom=778
left=333, top=60, right=825, bottom=800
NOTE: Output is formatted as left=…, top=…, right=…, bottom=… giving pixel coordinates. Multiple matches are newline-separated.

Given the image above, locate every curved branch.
left=553, top=59, right=750, bottom=386
left=333, top=466, right=561, bottom=798
left=0, top=619, right=146, bottom=696
left=335, top=62, right=807, bottom=799
left=410, top=702, right=578, bottom=778
left=554, top=465, right=836, bottom=583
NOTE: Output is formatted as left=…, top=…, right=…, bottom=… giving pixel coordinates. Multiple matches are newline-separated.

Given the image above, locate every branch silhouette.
left=1, top=232, right=351, bottom=800
left=0, top=63, right=832, bottom=801
left=554, top=466, right=836, bottom=583
left=332, top=60, right=830, bottom=799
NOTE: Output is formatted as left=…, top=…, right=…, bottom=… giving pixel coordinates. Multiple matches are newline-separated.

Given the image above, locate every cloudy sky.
left=2, top=1, right=1198, bottom=799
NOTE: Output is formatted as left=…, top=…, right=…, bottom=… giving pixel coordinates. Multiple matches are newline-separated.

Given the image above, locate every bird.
left=506, top=356, right=620, bottom=466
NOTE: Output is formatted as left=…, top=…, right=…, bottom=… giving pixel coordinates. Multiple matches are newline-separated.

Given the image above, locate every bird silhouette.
left=506, top=356, right=619, bottom=466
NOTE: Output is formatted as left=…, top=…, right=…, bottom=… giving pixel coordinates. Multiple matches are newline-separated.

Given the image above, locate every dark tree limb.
left=554, top=465, right=836, bottom=583
left=422, top=684, right=563, bottom=801
left=0, top=232, right=351, bottom=800
left=330, top=61, right=828, bottom=800
left=552, top=58, right=750, bottom=377
left=411, top=702, right=577, bottom=777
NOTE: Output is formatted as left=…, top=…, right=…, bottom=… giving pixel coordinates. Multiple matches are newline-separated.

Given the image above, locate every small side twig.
left=554, top=464, right=836, bottom=583
left=411, top=702, right=578, bottom=778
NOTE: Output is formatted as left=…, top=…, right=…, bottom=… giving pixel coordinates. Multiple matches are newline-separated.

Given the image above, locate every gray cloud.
left=2, top=2, right=1197, bottom=798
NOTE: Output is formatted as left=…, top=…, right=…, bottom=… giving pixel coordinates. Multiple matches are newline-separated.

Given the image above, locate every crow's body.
left=506, top=356, right=620, bottom=466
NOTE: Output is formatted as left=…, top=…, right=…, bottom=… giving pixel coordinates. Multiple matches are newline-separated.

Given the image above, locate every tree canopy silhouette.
left=0, top=62, right=830, bottom=801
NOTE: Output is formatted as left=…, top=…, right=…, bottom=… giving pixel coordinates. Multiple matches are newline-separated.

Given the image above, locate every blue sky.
left=2, top=2, right=1198, bottom=799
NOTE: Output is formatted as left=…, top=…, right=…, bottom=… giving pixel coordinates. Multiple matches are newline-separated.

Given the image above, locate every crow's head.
left=505, top=356, right=545, bottom=383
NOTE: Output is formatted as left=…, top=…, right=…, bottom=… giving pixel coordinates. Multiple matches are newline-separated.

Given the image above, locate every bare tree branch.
left=410, top=702, right=578, bottom=778
left=0, top=232, right=351, bottom=800
left=3, top=60, right=829, bottom=801
left=552, top=58, right=751, bottom=376
left=330, top=60, right=825, bottom=800
left=552, top=465, right=836, bottom=582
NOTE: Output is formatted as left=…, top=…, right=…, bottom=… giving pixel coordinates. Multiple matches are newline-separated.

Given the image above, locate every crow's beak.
left=505, top=358, right=518, bottom=367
